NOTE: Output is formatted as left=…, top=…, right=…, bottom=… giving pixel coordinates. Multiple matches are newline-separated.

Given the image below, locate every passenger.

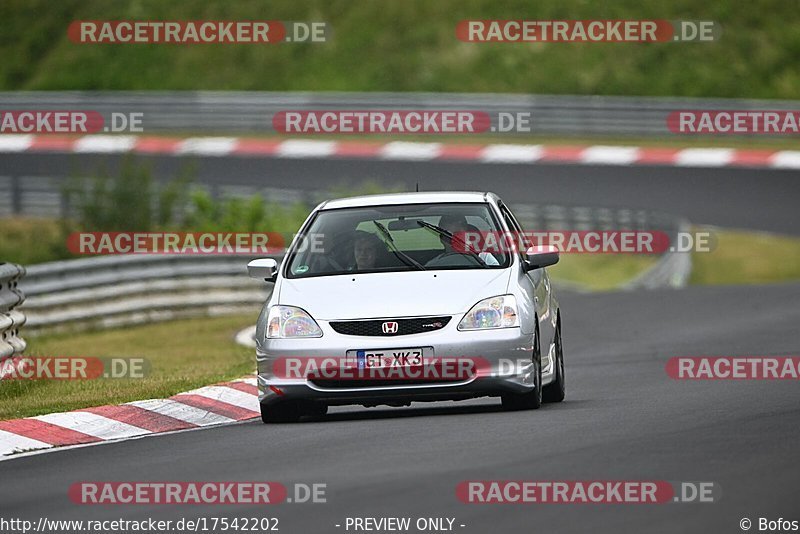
left=352, top=231, right=386, bottom=270
left=306, top=228, right=354, bottom=273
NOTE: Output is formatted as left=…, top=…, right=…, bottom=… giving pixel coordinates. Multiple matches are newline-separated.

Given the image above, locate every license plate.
left=347, top=348, right=431, bottom=369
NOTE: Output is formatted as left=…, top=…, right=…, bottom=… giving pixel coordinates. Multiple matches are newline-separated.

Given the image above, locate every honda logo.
left=381, top=321, right=399, bottom=334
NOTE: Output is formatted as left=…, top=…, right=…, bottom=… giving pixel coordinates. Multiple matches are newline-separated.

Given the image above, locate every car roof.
left=319, top=191, right=499, bottom=210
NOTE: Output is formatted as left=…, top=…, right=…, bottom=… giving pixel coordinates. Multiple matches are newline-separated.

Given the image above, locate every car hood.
left=277, top=269, right=511, bottom=320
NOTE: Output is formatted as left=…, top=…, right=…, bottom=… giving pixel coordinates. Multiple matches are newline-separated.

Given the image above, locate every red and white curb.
left=0, top=377, right=259, bottom=459
left=0, top=134, right=799, bottom=169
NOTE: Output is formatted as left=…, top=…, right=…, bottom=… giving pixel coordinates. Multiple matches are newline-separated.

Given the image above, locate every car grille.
left=329, top=316, right=451, bottom=336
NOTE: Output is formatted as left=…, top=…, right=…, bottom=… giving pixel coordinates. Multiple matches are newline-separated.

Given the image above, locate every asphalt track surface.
left=3, top=152, right=800, bottom=234
left=1, top=282, right=799, bottom=533
left=1, top=152, right=798, bottom=533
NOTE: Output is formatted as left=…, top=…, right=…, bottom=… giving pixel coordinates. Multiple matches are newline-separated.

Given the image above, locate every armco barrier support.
left=0, top=263, right=26, bottom=359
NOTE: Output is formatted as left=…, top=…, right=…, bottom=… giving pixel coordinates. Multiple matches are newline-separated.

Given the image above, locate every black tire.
left=260, top=401, right=302, bottom=424
left=501, top=324, right=542, bottom=411
left=543, top=316, right=565, bottom=403
left=305, top=403, right=328, bottom=417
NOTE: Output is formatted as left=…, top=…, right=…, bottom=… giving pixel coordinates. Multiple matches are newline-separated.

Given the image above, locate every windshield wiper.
left=416, top=220, right=487, bottom=266
left=372, top=221, right=426, bottom=271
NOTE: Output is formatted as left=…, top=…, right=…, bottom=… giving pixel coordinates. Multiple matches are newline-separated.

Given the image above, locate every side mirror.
left=523, top=245, right=559, bottom=271
left=248, top=258, right=279, bottom=282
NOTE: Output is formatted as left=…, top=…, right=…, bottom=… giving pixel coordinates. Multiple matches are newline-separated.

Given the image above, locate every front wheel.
left=501, top=329, right=542, bottom=411
left=543, top=318, right=565, bottom=403
left=305, top=403, right=328, bottom=417
left=260, top=401, right=302, bottom=424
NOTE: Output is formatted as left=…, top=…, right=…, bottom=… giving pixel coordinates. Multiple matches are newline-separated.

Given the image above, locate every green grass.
left=0, top=314, right=255, bottom=420
left=549, top=254, right=658, bottom=291
left=690, top=228, right=800, bottom=285
left=551, top=228, right=800, bottom=290
left=1, top=0, right=799, bottom=98
left=0, top=218, right=73, bottom=265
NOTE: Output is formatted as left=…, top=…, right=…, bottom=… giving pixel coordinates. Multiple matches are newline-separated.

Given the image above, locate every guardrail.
left=0, top=263, right=26, bottom=360
left=19, top=255, right=275, bottom=333
left=14, top=203, right=690, bottom=333
left=1, top=91, right=797, bottom=137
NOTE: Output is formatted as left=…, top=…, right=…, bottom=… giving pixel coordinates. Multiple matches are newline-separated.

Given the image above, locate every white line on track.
left=276, top=140, right=337, bottom=158
left=581, top=145, right=641, bottom=165
left=0, top=134, right=34, bottom=152
left=183, top=385, right=259, bottom=411
left=127, top=399, right=236, bottom=426
left=0, top=430, right=52, bottom=456
left=480, top=144, right=543, bottom=163
left=674, top=148, right=734, bottom=167
left=380, top=142, right=442, bottom=160
left=73, top=135, right=137, bottom=153
left=34, top=412, right=149, bottom=440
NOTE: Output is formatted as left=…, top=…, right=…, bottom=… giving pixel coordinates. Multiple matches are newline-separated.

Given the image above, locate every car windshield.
left=285, top=202, right=511, bottom=278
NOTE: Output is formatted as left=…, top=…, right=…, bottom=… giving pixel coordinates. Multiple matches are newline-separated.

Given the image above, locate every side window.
left=501, top=205, right=524, bottom=232
left=499, top=205, right=526, bottom=259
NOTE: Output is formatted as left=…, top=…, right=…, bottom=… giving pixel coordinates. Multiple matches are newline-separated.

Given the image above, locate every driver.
left=428, top=215, right=499, bottom=266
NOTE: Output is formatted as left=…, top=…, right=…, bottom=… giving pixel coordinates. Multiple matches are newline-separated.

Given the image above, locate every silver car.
left=248, top=191, right=565, bottom=422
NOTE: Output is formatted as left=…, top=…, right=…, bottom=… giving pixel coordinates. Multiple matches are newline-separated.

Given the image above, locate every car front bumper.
left=256, top=323, right=553, bottom=407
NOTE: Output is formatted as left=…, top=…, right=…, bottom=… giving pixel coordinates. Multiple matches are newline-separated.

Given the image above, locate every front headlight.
left=458, top=295, right=519, bottom=330
left=267, top=305, right=323, bottom=338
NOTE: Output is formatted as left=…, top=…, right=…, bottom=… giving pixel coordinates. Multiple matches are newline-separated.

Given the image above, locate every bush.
left=182, top=189, right=309, bottom=233
left=64, top=157, right=191, bottom=232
